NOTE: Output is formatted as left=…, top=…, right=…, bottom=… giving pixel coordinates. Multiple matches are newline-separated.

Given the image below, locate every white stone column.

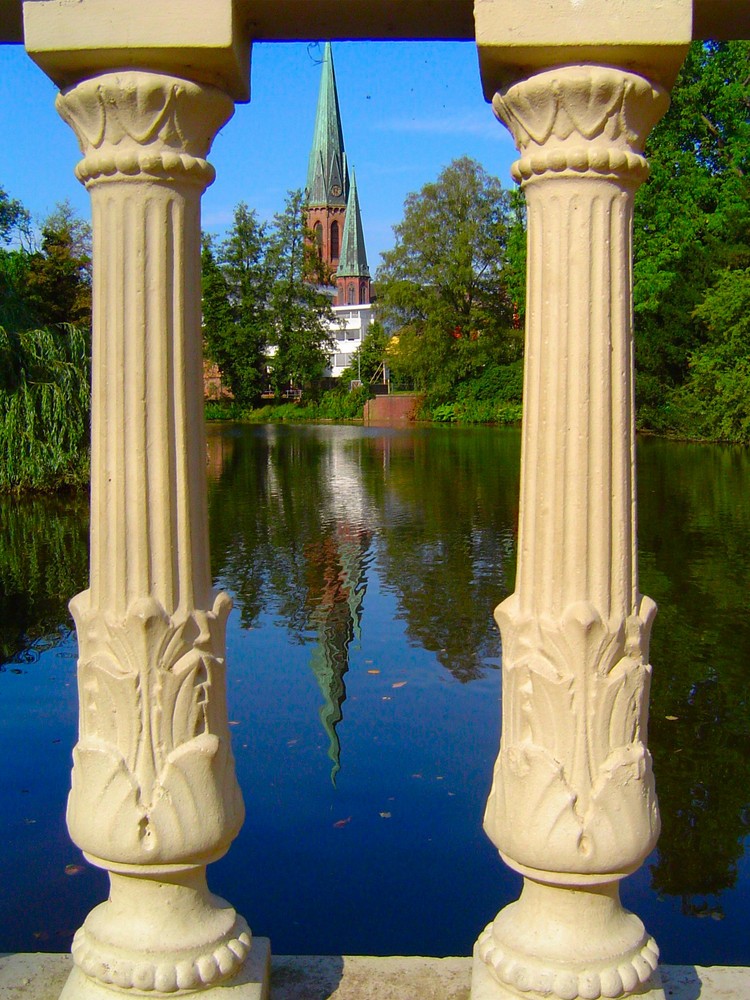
left=52, top=70, right=261, bottom=999
left=472, top=66, right=670, bottom=1000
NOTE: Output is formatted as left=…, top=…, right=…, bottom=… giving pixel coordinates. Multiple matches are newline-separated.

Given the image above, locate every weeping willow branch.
left=0, top=325, right=90, bottom=492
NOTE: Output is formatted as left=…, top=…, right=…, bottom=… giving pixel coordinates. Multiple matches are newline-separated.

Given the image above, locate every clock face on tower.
left=330, top=184, right=342, bottom=197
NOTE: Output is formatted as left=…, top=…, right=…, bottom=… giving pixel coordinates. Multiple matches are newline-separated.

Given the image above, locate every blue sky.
left=0, top=40, right=518, bottom=269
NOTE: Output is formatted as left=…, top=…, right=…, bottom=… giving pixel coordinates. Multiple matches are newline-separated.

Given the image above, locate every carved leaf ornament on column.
left=67, top=591, right=244, bottom=866
left=487, top=595, right=660, bottom=877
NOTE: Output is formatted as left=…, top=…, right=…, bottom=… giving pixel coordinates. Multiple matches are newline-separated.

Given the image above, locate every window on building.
left=330, top=221, right=339, bottom=259
left=347, top=284, right=355, bottom=305
left=335, top=353, right=348, bottom=368
left=314, top=222, right=323, bottom=254
left=359, top=282, right=367, bottom=304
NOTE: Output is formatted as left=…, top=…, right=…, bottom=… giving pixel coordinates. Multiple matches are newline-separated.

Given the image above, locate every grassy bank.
left=205, top=385, right=372, bottom=424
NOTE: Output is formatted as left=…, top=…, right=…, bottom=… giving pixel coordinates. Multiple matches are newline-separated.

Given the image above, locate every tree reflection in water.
left=638, top=439, right=750, bottom=934
left=1, top=425, right=748, bottom=961
left=206, top=423, right=750, bottom=961
left=0, top=492, right=88, bottom=667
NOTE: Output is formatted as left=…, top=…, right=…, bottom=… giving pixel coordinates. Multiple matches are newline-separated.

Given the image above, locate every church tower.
left=337, top=170, right=371, bottom=305
left=306, top=43, right=370, bottom=307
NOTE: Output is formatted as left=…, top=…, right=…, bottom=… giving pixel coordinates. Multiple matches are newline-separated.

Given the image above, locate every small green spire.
left=306, top=43, right=348, bottom=208
left=336, top=170, right=370, bottom=278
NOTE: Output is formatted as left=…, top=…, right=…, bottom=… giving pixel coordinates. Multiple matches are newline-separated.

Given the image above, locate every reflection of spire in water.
left=306, top=522, right=370, bottom=784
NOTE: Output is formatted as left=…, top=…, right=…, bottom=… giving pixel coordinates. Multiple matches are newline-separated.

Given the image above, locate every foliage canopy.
left=375, top=156, right=523, bottom=404
left=633, top=40, right=750, bottom=437
left=202, top=191, right=333, bottom=407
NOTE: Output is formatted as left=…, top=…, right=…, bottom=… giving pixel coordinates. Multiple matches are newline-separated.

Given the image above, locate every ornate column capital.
left=56, top=71, right=234, bottom=189
left=493, top=65, right=669, bottom=187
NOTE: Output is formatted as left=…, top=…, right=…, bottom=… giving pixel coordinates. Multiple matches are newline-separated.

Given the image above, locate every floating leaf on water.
left=64, top=864, right=84, bottom=876
left=365, top=659, right=374, bottom=664
left=379, top=812, right=392, bottom=819
left=287, top=739, right=299, bottom=746
left=228, top=720, right=240, bottom=726
left=381, top=696, right=392, bottom=701
left=436, top=776, right=444, bottom=781
left=367, top=669, right=380, bottom=675
left=665, top=716, right=679, bottom=721
left=411, top=773, right=423, bottom=779
left=333, top=817, right=352, bottom=829
left=392, top=681, right=407, bottom=689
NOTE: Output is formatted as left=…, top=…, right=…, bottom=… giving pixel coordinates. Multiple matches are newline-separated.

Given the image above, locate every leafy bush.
left=215, top=384, right=374, bottom=424
left=204, top=400, right=247, bottom=421
left=421, top=360, right=523, bottom=425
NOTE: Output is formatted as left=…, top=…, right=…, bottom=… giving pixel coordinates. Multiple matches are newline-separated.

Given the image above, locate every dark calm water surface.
left=0, top=424, right=748, bottom=962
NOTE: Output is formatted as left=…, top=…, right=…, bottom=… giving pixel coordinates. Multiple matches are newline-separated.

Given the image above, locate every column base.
left=471, top=879, right=662, bottom=1000
left=471, top=950, right=664, bottom=1000
left=60, top=938, right=270, bottom=1000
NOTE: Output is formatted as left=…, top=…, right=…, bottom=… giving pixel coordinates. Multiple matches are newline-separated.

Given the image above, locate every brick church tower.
left=306, top=43, right=371, bottom=306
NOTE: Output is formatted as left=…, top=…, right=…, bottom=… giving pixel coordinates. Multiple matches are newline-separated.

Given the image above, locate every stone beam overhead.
left=474, top=0, right=694, bottom=92
left=239, top=0, right=475, bottom=40
left=23, top=0, right=252, bottom=99
left=13, top=1, right=750, bottom=53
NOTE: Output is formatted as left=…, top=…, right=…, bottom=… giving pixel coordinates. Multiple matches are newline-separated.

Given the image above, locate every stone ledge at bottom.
left=1, top=950, right=749, bottom=1000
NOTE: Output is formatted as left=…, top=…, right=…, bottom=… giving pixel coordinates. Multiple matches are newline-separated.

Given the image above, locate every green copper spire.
left=306, top=43, right=348, bottom=208
left=336, top=170, right=370, bottom=278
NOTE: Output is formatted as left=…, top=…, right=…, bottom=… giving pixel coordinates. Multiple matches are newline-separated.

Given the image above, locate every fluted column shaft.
left=472, top=66, right=670, bottom=1000
left=88, top=179, right=210, bottom=617
left=54, top=71, right=253, bottom=999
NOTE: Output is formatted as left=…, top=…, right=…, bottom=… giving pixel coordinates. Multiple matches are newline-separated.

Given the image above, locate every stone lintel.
left=22, top=0, right=251, bottom=100
left=474, top=0, right=693, bottom=93
left=10, top=0, right=750, bottom=46
left=9, top=1, right=750, bottom=50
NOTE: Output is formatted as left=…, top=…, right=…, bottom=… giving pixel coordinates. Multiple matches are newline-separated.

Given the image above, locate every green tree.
left=669, top=268, right=750, bottom=440
left=266, top=189, right=333, bottom=396
left=0, top=186, right=31, bottom=248
left=211, top=203, right=272, bottom=407
left=633, top=41, right=750, bottom=431
left=375, top=157, right=518, bottom=400
left=24, top=201, right=92, bottom=329
left=0, top=324, right=91, bottom=491
left=0, top=186, right=34, bottom=331
left=503, top=187, right=527, bottom=327
left=338, top=320, right=390, bottom=385
left=201, top=233, right=236, bottom=382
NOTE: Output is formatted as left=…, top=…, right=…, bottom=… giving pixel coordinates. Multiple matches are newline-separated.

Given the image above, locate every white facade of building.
left=328, top=302, right=373, bottom=378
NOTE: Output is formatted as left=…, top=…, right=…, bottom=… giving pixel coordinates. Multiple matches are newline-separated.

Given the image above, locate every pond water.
left=0, top=423, right=748, bottom=963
